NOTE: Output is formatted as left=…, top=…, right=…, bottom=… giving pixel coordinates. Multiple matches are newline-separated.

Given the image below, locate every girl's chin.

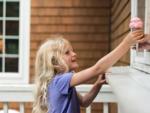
left=70, top=65, right=79, bottom=70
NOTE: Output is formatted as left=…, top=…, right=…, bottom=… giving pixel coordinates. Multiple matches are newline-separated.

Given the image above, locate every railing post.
left=3, top=102, right=8, bottom=113
left=86, top=105, right=91, bottom=113
left=19, top=103, right=25, bottom=113
left=103, top=103, right=109, bottom=113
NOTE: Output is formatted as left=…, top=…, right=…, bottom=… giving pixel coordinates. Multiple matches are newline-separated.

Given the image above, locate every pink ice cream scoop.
left=129, top=17, right=143, bottom=31
left=129, top=17, right=143, bottom=50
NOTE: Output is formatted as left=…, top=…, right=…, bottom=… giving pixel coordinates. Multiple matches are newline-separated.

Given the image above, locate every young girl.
left=32, top=30, right=143, bottom=113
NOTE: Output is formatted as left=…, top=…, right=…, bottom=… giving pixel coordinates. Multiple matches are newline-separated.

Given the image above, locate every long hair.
left=32, top=36, right=70, bottom=113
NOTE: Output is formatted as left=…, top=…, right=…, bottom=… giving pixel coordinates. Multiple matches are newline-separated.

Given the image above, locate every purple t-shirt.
left=47, top=72, right=80, bottom=113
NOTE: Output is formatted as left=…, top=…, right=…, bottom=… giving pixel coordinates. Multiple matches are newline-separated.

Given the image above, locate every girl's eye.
left=65, top=50, right=69, bottom=54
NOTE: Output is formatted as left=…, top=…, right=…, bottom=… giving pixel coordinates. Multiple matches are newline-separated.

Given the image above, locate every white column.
left=130, top=0, right=138, bottom=64
left=131, top=0, right=138, bottom=17
left=144, top=0, right=150, bottom=33
left=144, top=0, right=150, bottom=64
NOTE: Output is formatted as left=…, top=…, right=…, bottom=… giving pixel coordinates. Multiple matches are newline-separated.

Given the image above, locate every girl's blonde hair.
left=32, top=36, right=70, bottom=113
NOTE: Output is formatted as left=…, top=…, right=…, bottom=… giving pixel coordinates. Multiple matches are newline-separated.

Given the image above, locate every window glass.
left=0, top=20, right=2, bottom=36
left=0, top=2, right=3, bottom=17
left=5, top=39, right=19, bottom=54
left=6, top=2, right=19, bottom=17
left=5, top=57, right=18, bottom=72
left=0, top=38, right=2, bottom=54
left=6, top=21, right=19, bottom=35
left=1, top=1, right=20, bottom=73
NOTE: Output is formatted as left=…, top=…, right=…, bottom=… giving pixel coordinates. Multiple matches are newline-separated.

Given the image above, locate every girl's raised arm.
left=70, top=30, right=144, bottom=87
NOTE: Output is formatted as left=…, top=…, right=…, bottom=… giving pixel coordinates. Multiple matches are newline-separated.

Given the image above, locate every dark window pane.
left=0, top=57, right=2, bottom=72
left=0, top=39, right=2, bottom=54
left=6, top=2, right=19, bottom=17
left=0, top=2, right=3, bottom=17
left=0, top=21, right=2, bottom=35
left=6, top=21, right=19, bottom=35
left=5, top=39, right=19, bottom=54
left=5, top=58, right=18, bottom=72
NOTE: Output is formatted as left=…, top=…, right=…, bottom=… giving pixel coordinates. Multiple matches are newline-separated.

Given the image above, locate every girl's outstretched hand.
left=123, top=30, right=144, bottom=46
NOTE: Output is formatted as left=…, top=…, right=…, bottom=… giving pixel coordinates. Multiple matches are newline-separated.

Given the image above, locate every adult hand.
left=138, top=34, right=150, bottom=50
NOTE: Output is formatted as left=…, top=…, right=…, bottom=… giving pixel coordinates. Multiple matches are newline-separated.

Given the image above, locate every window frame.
left=0, top=0, right=30, bottom=84
left=130, top=0, right=150, bottom=74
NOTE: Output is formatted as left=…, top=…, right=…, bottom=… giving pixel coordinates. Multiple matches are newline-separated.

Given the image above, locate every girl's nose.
left=72, top=51, right=77, bottom=56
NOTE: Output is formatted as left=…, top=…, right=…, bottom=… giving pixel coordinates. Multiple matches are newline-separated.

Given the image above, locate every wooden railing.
left=0, top=84, right=117, bottom=113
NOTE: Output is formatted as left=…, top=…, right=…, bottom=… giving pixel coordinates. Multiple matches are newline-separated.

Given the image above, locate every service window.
left=131, top=0, right=150, bottom=73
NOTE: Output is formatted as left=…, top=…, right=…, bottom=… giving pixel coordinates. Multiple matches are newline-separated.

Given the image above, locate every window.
left=0, top=0, right=30, bottom=84
left=130, top=0, right=150, bottom=73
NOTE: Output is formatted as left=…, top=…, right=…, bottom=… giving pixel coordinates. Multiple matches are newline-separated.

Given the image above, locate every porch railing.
left=0, top=84, right=117, bottom=113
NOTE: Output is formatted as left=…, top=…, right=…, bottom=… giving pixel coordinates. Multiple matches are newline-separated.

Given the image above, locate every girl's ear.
left=53, top=65, right=66, bottom=74
left=52, top=56, right=58, bottom=65
left=52, top=56, right=69, bottom=73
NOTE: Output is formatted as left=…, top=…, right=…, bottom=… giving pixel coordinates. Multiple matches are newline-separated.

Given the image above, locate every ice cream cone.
left=129, top=17, right=144, bottom=52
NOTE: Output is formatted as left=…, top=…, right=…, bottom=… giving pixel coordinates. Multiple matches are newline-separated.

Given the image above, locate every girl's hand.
left=95, top=74, right=106, bottom=86
left=123, top=30, right=144, bottom=46
left=138, top=34, right=150, bottom=50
